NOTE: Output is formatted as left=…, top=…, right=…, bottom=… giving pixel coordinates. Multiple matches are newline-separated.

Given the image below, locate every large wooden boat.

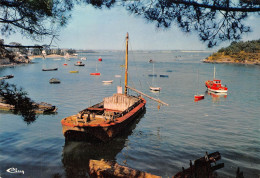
left=61, top=33, right=147, bottom=141
left=61, top=33, right=167, bottom=142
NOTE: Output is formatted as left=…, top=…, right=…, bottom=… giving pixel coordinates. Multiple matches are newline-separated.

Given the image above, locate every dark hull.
left=42, top=68, right=58, bottom=71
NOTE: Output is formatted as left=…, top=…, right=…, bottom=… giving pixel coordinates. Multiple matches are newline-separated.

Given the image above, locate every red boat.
left=90, top=73, right=101, bottom=76
left=205, top=66, right=228, bottom=93
left=98, top=57, right=102, bottom=61
left=205, top=79, right=228, bottom=93
left=194, top=95, right=204, bottom=101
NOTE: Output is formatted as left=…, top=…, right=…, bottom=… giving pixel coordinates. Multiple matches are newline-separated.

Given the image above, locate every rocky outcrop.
left=89, top=159, right=161, bottom=178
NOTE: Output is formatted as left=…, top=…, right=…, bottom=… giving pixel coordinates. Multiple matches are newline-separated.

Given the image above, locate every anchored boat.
left=194, top=69, right=204, bottom=101
left=61, top=33, right=167, bottom=141
left=205, top=66, right=228, bottom=93
left=42, top=68, right=58, bottom=71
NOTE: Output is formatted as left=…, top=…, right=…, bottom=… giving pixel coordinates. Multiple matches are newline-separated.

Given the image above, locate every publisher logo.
left=6, top=167, right=25, bottom=174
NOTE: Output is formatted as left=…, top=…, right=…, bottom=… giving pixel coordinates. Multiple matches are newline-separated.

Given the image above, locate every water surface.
left=0, top=51, right=259, bottom=177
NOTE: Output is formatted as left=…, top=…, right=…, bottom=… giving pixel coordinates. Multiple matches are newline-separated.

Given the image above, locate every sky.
left=4, top=4, right=260, bottom=51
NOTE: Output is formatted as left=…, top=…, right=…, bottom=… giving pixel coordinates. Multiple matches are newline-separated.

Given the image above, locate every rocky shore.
left=203, top=58, right=260, bottom=65
left=203, top=52, right=260, bottom=65
left=0, top=54, right=68, bottom=67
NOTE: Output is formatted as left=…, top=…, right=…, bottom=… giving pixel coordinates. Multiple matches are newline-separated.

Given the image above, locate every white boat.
left=149, top=63, right=161, bottom=92
left=115, top=75, right=121, bottom=78
left=81, top=57, right=87, bottom=60
left=149, top=87, right=161, bottom=91
left=102, top=80, right=113, bottom=84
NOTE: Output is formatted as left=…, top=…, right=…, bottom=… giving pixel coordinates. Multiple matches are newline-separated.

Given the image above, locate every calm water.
left=0, top=51, right=259, bottom=178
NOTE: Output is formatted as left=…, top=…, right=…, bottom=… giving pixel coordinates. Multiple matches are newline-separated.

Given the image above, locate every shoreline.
left=0, top=54, right=72, bottom=67
left=29, top=54, right=66, bottom=59
left=203, top=59, right=260, bottom=65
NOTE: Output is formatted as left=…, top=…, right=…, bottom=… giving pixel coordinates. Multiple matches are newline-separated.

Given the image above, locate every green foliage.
left=0, top=81, right=37, bottom=124
left=217, top=39, right=260, bottom=55
left=67, top=49, right=76, bottom=55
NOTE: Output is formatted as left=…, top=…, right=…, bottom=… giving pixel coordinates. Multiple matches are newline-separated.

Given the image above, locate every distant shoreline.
left=0, top=54, right=69, bottom=68
left=29, top=54, right=66, bottom=59
left=203, top=58, right=260, bottom=65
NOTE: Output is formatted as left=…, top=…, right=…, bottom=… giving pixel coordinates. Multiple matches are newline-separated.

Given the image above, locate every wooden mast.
left=123, top=32, right=168, bottom=106
left=124, top=32, right=129, bottom=95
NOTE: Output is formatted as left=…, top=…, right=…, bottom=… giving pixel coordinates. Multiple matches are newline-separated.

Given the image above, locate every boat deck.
left=63, top=107, right=124, bottom=126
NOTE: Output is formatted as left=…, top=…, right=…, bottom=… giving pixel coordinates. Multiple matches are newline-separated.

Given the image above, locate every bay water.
left=0, top=50, right=259, bottom=177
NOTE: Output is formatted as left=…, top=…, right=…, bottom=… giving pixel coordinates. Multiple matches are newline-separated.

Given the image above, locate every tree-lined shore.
left=0, top=39, right=78, bottom=67
left=203, top=39, right=260, bottom=65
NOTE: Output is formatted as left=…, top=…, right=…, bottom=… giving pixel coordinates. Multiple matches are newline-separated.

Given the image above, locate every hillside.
left=203, top=39, right=260, bottom=65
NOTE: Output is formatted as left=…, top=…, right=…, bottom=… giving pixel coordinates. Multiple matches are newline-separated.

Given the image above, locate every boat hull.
left=205, top=80, right=228, bottom=93
left=150, top=87, right=161, bottom=91
left=194, top=95, right=204, bottom=101
left=42, top=68, right=58, bottom=71
left=207, top=87, right=228, bottom=93
left=90, top=73, right=101, bottom=76
left=61, top=98, right=146, bottom=141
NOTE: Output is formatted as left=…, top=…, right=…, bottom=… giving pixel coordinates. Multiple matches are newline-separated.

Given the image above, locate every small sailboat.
left=194, top=69, right=204, bottom=101
left=61, top=33, right=167, bottom=142
left=64, top=53, right=70, bottom=60
left=205, top=66, right=228, bottom=93
left=90, top=61, right=100, bottom=75
left=149, top=63, right=161, bottom=92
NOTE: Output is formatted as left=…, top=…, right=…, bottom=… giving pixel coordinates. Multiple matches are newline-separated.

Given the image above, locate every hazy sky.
left=4, top=4, right=260, bottom=51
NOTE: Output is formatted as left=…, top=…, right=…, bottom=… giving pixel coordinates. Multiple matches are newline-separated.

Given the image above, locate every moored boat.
left=90, top=73, right=100, bottom=76
left=61, top=33, right=146, bottom=141
left=194, top=69, right=204, bottom=101
left=74, top=61, right=85, bottom=66
left=150, top=87, right=161, bottom=91
left=102, top=80, right=113, bottom=84
left=194, top=94, right=204, bottom=101
left=42, top=68, right=58, bottom=71
left=61, top=33, right=167, bottom=142
left=49, top=78, right=61, bottom=84
left=159, top=74, right=169, bottom=78
left=69, top=70, right=79, bottom=73
left=205, top=66, right=228, bottom=93
left=98, top=57, right=102, bottom=61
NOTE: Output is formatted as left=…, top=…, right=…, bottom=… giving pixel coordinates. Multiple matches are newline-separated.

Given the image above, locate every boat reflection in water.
left=62, top=109, right=146, bottom=177
left=207, top=91, right=227, bottom=103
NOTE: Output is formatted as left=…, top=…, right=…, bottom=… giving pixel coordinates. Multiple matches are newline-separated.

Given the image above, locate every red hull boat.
left=205, top=79, right=228, bottom=93
left=90, top=73, right=101, bottom=76
left=194, top=95, right=204, bottom=101
left=205, top=66, right=228, bottom=93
